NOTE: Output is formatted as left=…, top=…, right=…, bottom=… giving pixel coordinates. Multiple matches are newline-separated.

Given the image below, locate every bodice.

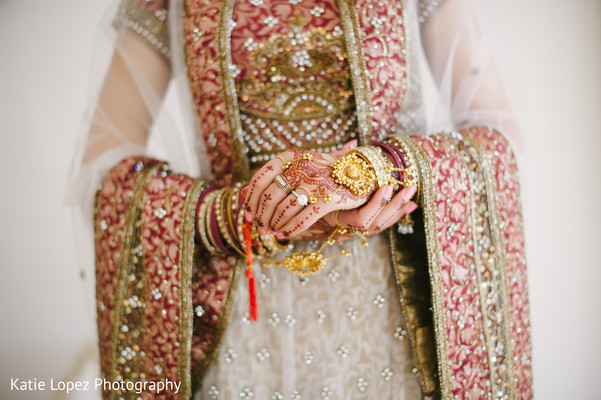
left=116, top=0, right=420, bottom=184
left=229, top=0, right=357, bottom=167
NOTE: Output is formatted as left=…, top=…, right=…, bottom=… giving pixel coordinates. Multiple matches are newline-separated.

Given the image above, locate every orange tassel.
left=242, top=223, right=258, bottom=321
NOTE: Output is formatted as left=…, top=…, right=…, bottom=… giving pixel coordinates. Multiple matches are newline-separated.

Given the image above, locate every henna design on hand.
left=281, top=149, right=374, bottom=206
left=246, top=165, right=274, bottom=213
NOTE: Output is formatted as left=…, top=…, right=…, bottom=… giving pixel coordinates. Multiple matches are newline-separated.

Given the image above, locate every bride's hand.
left=321, top=185, right=418, bottom=237
left=243, top=143, right=376, bottom=238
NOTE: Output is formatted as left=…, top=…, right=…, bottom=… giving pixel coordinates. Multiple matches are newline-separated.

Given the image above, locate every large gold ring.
left=274, top=174, right=292, bottom=194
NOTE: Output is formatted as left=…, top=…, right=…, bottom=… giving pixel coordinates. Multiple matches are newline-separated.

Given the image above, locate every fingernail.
left=407, top=203, right=418, bottom=214
left=403, top=186, right=416, bottom=202
left=258, top=226, right=266, bottom=234
left=384, top=185, right=394, bottom=199
left=240, top=186, right=248, bottom=199
left=244, top=211, right=253, bottom=222
left=276, top=232, right=285, bottom=240
left=342, top=139, right=358, bottom=150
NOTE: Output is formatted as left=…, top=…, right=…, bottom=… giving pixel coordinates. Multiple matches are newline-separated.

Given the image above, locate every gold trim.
left=178, top=180, right=207, bottom=399
left=191, top=257, right=242, bottom=392
left=336, top=0, right=372, bottom=145
left=218, top=0, right=250, bottom=181
left=109, top=165, right=159, bottom=397
left=465, top=132, right=516, bottom=399
left=459, top=137, right=498, bottom=395
left=404, top=137, right=452, bottom=399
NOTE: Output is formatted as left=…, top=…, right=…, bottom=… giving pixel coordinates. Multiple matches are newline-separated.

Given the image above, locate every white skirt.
left=198, top=233, right=422, bottom=399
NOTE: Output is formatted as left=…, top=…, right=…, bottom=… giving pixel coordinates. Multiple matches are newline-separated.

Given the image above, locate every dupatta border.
left=109, top=165, right=161, bottom=392
left=336, top=0, right=374, bottom=144
left=179, top=179, right=208, bottom=398
left=405, top=136, right=451, bottom=399
left=462, top=132, right=516, bottom=399
left=191, top=256, right=242, bottom=392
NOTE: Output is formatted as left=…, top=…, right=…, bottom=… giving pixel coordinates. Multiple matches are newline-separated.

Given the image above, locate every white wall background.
left=0, top=0, right=599, bottom=399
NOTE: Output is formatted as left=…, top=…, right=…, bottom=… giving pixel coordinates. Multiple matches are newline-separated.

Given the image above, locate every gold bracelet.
left=353, top=146, right=400, bottom=188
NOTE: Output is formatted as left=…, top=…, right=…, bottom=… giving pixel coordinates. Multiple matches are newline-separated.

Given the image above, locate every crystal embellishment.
left=380, top=367, right=394, bottom=382
left=263, top=16, right=279, bottom=28
left=304, top=351, right=314, bottom=364
left=208, top=385, right=219, bottom=400
left=256, top=348, right=270, bottom=361
left=269, top=312, right=281, bottom=327
left=346, top=306, right=359, bottom=321
left=224, top=348, right=237, bottom=363
left=336, top=345, right=349, bottom=358
left=372, top=294, right=386, bottom=308
left=154, top=207, right=167, bottom=219
left=357, top=377, right=368, bottom=392
left=394, top=326, right=407, bottom=339
left=284, top=314, right=297, bottom=327
left=195, top=305, right=205, bottom=317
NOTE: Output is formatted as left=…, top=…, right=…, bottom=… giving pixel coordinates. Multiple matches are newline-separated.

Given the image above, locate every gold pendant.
left=283, top=252, right=327, bottom=275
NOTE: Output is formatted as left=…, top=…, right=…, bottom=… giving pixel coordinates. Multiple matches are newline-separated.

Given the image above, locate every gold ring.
left=274, top=174, right=292, bottom=194
left=274, top=156, right=290, bottom=169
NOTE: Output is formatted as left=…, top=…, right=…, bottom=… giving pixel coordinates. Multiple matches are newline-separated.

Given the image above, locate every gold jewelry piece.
left=353, top=146, right=401, bottom=188
left=295, top=185, right=339, bottom=204
left=331, top=152, right=377, bottom=195
left=274, top=174, right=293, bottom=194
left=277, top=152, right=315, bottom=171
left=274, top=155, right=289, bottom=167
left=397, top=214, right=415, bottom=235
left=384, top=136, right=419, bottom=190
left=259, top=211, right=369, bottom=276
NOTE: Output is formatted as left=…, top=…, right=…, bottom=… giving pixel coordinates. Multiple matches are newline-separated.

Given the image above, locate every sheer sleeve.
left=418, top=0, right=524, bottom=150
left=67, top=0, right=176, bottom=219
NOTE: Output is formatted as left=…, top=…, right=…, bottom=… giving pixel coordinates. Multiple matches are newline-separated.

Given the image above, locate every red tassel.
left=242, top=223, right=258, bottom=321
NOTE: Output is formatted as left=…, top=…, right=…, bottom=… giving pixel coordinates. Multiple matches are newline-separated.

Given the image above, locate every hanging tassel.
left=242, top=223, right=258, bottom=321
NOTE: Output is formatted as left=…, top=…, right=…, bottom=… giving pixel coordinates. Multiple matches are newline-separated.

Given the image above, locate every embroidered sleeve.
left=113, top=0, right=171, bottom=62
left=417, top=0, right=446, bottom=23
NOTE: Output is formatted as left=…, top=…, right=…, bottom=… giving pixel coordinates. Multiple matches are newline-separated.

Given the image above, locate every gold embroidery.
left=218, top=0, right=251, bottom=181
left=464, top=133, right=516, bottom=399
left=239, top=21, right=352, bottom=121
left=179, top=180, right=207, bottom=399
left=336, top=0, right=372, bottom=145
left=110, top=165, right=160, bottom=398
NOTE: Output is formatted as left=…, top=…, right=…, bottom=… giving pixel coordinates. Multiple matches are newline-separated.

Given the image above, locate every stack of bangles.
left=195, top=183, right=290, bottom=257
left=376, top=136, right=419, bottom=192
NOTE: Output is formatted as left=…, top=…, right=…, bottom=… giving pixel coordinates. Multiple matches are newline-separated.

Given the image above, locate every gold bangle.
left=353, top=146, right=400, bottom=188
left=197, top=190, right=218, bottom=254
left=384, top=136, right=419, bottom=191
